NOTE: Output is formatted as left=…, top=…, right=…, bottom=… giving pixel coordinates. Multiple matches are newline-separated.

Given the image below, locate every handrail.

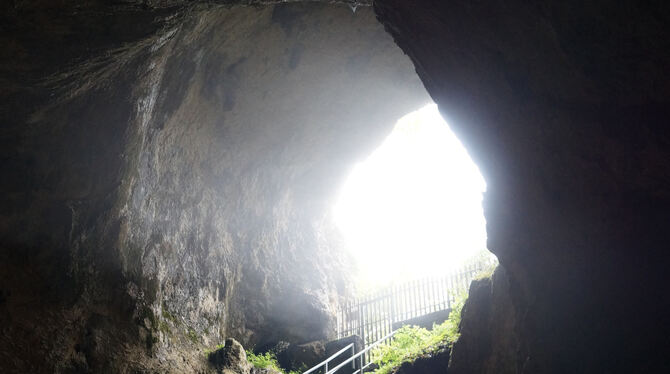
left=325, top=330, right=397, bottom=374
left=352, top=358, right=378, bottom=374
left=302, top=342, right=354, bottom=374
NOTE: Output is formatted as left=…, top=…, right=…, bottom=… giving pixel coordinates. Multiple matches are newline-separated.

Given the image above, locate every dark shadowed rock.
left=394, top=348, right=450, bottom=374
left=376, top=0, right=670, bottom=372
left=276, top=340, right=325, bottom=370
left=448, top=268, right=518, bottom=374
left=324, top=335, right=364, bottom=370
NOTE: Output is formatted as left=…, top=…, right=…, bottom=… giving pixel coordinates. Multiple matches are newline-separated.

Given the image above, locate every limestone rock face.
left=375, top=0, right=670, bottom=373
left=0, top=2, right=429, bottom=372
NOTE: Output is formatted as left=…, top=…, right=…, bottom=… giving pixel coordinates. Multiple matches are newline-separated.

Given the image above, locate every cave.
left=1, top=1, right=669, bottom=373
left=334, top=103, right=489, bottom=289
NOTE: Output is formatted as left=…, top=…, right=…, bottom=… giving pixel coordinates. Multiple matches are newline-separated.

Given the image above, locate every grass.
left=205, top=342, right=298, bottom=374
left=202, top=260, right=496, bottom=374
left=473, top=262, right=496, bottom=281
left=159, top=320, right=171, bottom=334
left=204, top=343, right=226, bottom=356
left=162, top=309, right=178, bottom=323
left=370, top=292, right=466, bottom=374
left=245, top=350, right=300, bottom=374
left=368, top=259, right=498, bottom=374
left=187, top=328, right=199, bottom=344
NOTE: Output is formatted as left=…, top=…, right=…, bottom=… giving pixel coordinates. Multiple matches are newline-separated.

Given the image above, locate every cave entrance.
left=333, top=103, right=491, bottom=292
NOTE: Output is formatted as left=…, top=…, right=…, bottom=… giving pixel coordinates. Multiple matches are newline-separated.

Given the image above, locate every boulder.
left=393, top=348, right=450, bottom=374
left=209, top=338, right=252, bottom=374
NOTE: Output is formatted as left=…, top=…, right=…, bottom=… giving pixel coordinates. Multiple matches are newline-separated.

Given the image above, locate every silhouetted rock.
left=448, top=268, right=518, bottom=374
left=376, top=0, right=670, bottom=372
left=394, top=348, right=450, bottom=374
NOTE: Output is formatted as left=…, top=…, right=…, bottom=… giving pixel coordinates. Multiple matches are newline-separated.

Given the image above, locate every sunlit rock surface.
left=0, top=3, right=428, bottom=372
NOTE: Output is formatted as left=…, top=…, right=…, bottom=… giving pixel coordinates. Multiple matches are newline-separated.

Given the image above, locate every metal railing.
left=327, top=330, right=397, bottom=374
left=303, top=257, right=498, bottom=374
left=302, top=343, right=355, bottom=374
left=337, top=257, right=497, bottom=365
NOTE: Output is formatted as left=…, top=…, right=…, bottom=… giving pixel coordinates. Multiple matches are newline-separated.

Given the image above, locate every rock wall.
left=448, top=268, right=518, bottom=374
left=4, top=1, right=669, bottom=373
left=375, top=1, right=670, bottom=373
left=0, top=3, right=429, bottom=372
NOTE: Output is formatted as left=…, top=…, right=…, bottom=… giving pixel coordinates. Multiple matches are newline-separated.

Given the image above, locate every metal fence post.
left=359, top=299, right=365, bottom=370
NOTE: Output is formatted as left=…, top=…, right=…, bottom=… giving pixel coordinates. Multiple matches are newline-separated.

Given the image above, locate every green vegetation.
left=138, top=306, right=158, bottom=329
left=156, top=308, right=177, bottom=334
left=245, top=350, right=299, bottom=374
left=473, top=262, right=496, bottom=281
left=159, top=319, right=171, bottom=334
left=162, top=309, right=178, bottom=323
left=187, top=328, right=199, bottom=344
left=370, top=292, right=467, bottom=374
left=204, top=343, right=226, bottom=356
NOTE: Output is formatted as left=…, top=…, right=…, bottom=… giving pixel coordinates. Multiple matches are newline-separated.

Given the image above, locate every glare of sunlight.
left=333, top=103, right=488, bottom=290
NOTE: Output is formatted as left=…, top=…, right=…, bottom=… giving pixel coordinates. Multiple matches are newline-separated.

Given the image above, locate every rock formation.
left=1, top=0, right=669, bottom=373
left=376, top=1, right=670, bottom=372
left=0, top=3, right=428, bottom=372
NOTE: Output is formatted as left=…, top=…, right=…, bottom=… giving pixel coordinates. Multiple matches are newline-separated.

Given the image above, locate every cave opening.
left=4, top=0, right=668, bottom=372
left=333, top=103, right=493, bottom=291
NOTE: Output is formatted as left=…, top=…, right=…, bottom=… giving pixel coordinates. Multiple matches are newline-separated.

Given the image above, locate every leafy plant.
left=245, top=350, right=299, bottom=374
left=204, top=342, right=226, bottom=356
left=473, top=262, right=496, bottom=281
left=370, top=292, right=467, bottom=374
left=187, top=328, right=199, bottom=343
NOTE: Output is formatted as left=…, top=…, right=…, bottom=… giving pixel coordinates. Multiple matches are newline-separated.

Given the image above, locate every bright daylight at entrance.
left=334, top=104, right=492, bottom=290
